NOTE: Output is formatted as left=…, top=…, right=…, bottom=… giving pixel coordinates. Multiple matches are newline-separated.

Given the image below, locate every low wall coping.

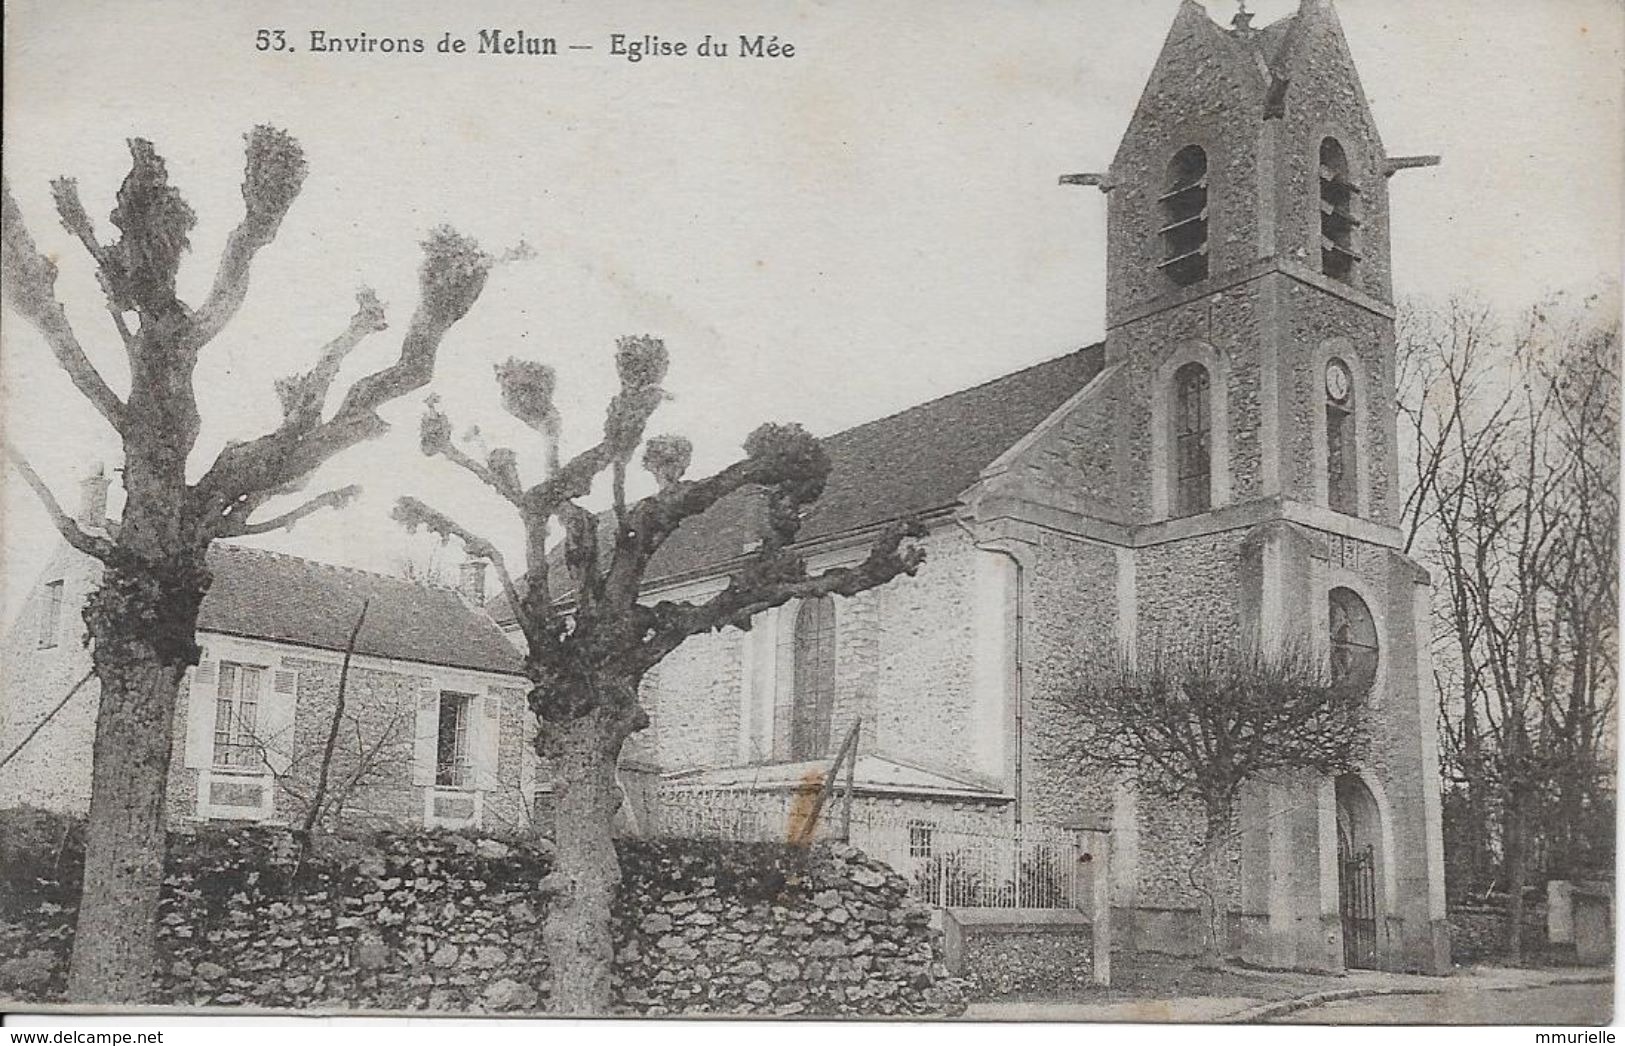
left=945, top=908, right=1092, bottom=930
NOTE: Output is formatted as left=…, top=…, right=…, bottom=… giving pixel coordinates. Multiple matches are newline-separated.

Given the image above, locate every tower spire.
left=1231, top=0, right=1255, bottom=35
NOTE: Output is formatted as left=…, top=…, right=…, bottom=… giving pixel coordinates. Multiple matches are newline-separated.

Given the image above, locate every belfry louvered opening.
left=1158, top=145, right=1209, bottom=286
left=1319, top=138, right=1361, bottom=282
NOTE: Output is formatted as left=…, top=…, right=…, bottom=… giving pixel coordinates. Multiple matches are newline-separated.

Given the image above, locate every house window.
left=1325, top=357, right=1357, bottom=514
left=1329, top=588, right=1378, bottom=694
left=38, top=580, right=63, bottom=649
left=1319, top=138, right=1360, bottom=283
left=908, top=821, right=936, bottom=859
left=213, top=663, right=264, bottom=769
left=790, top=597, right=836, bottom=760
left=1173, top=362, right=1212, bottom=516
left=436, top=692, right=474, bottom=787
left=1159, top=145, right=1209, bottom=286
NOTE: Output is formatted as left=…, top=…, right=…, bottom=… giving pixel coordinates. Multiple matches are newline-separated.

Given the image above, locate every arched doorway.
left=1336, top=774, right=1383, bottom=968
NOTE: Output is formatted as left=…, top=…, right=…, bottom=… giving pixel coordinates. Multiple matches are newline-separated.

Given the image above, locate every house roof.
left=199, top=544, right=524, bottom=676
left=489, top=342, right=1107, bottom=624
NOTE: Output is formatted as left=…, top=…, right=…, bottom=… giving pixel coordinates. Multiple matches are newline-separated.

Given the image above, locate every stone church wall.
left=1277, top=281, right=1397, bottom=523
left=644, top=624, right=745, bottom=770
left=638, top=525, right=995, bottom=788
left=1135, top=530, right=1248, bottom=646
left=1269, top=3, right=1395, bottom=303
left=1105, top=4, right=1268, bottom=323
left=1104, top=264, right=1272, bottom=518
left=1022, top=531, right=1119, bottom=829
left=873, top=527, right=980, bottom=779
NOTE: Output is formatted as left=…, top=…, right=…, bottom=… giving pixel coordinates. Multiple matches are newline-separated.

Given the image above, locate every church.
left=0, top=0, right=1448, bottom=977
left=516, top=0, right=1449, bottom=974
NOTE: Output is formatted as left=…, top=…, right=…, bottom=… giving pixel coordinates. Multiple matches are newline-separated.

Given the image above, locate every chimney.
left=458, top=557, right=487, bottom=606
left=78, top=465, right=111, bottom=530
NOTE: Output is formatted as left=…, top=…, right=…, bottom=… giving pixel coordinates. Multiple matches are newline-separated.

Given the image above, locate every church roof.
left=489, top=342, right=1107, bottom=624
left=199, top=544, right=524, bottom=676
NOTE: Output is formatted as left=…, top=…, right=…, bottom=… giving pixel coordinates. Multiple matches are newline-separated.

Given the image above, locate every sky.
left=2, top=0, right=1622, bottom=622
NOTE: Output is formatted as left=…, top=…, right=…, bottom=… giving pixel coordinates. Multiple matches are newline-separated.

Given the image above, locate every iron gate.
left=1339, top=844, right=1377, bottom=969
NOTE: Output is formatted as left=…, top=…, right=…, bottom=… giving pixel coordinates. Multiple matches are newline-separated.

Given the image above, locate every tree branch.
left=517, top=336, right=672, bottom=519
left=274, top=288, right=388, bottom=429
left=3, top=441, right=116, bottom=561
left=50, top=177, right=135, bottom=349
left=392, top=496, right=523, bottom=624
left=220, top=484, right=363, bottom=537
left=417, top=398, right=523, bottom=504
left=2, top=178, right=129, bottom=434
left=187, top=126, right=308, bottom=350
left=194, top=226, right=493, bottom=508
left=494, top=357, right=562, bottom=474
left=637, top=519, right=926, bottom=669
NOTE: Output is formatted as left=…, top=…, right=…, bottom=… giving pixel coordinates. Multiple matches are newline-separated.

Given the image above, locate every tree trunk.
left=1504, top=787, right=1530, bottom=965
left=1189, top=810, right=1231, bottom=969
left=1461, top=692, right=1490, bottom=894
left=67, top=648, right=185, bottom=1001
left=67, top=547, right=208, bottom=1003
left=541, top=706, right=630, bottom=1015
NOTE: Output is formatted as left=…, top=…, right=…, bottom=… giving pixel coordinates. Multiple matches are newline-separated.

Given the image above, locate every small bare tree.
left=393, top=336, right=926, bottom=1013
left=391, top=538, right=452, bottom=585
left=1, top=129, right=496, bottom=1000
left=1059, top=637, right=1367, bottom=967
left=275, top=705, right=415, bottom=836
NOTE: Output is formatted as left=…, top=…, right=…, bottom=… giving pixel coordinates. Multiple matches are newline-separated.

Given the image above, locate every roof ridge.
left=213, top=542, right=457, bottom=594
left=818, top=342, right=1105, bottom=444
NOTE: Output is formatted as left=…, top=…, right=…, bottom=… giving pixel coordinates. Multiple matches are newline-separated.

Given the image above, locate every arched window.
left=1159, top=146, right=1209, bottom=286
left=1329, top=587, right=1378, bottom=694
left=1319, top=138, right=1360, bottom=283
left=1325, top=356, right=1357, bottom=514
left=790, top=597, right=836, bottom=760
left=1173, top=362, right=1212, bottom=516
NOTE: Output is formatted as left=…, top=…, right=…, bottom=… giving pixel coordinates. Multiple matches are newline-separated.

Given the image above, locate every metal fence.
left=649, top=783, right=1087, bottom=910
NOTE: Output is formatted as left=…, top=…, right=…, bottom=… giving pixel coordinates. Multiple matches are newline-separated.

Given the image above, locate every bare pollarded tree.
left=393, top=337, right=926, bottom=1013
left=1, top=129, right=496, bottom=1001
left=1058, top=636, right=1367, bottom=967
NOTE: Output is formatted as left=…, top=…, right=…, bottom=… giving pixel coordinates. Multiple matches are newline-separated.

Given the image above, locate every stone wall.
left=1447, top=902, right=1549, bottom=964
left=0, top=809, right=965, bottom=1016
left=942, top=910, right=1095, bottom=1000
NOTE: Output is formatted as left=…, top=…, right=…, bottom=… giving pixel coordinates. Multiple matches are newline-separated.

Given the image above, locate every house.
left=0, top=470, right=535, bottom=833
left=487, top=0, right=1449, bottom=974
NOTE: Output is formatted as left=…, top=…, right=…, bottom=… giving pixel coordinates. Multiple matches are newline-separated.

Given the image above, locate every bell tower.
left=1062, top=0, right=1438, bottom=527
left=1058, top=0, right=1450, bottom=976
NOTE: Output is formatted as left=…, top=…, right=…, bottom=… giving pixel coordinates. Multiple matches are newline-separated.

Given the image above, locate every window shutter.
left=183, top=656, right=219, bottom=769
left=259, top=668, right=299, bottom=776
left=473, top=693, right=503, bottom=791
left=412, top=683, right=439, bottom=786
